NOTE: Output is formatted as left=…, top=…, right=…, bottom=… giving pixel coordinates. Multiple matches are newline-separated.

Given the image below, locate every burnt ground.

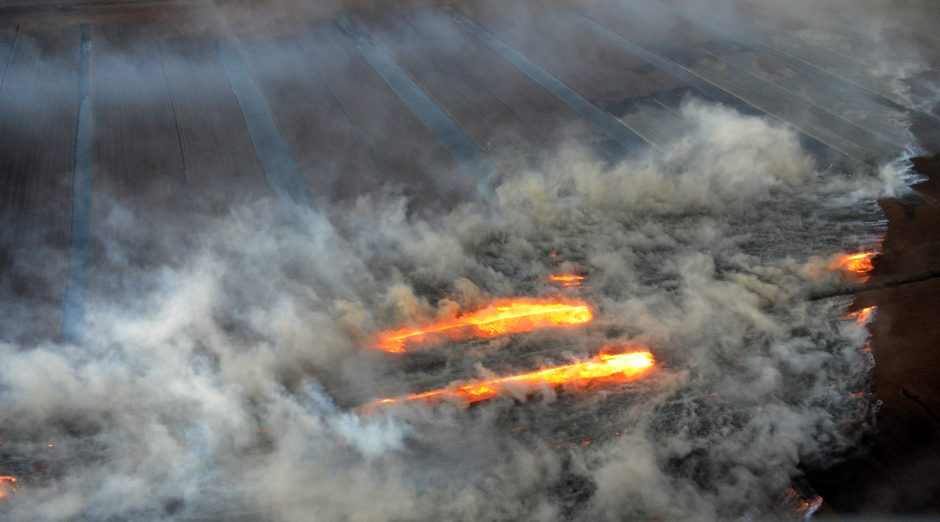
left=808, top=149, right=940, bottom=513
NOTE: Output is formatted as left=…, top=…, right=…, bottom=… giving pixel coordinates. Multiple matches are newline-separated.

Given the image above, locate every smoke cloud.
left=0, top=97, right=892, bottom=520
left=0, top=0, right=932, bottom=520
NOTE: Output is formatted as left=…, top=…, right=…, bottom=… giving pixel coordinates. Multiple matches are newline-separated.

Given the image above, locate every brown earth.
left=810, top=150, right=940, bottom=513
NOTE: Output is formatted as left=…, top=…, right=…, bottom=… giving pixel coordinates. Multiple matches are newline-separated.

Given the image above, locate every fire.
left=548, top=274, right=586, bottom=288
left=828, top=252, right=876, bottom=282
left=846, top=306, right=876, bottom=325
left=0, top=476, right=17, bottom=500
left=370, top=349, right=655, bottom=408
left=797, top=496, right=824, bottom=517
left=374, top=298, right=594, bottom=353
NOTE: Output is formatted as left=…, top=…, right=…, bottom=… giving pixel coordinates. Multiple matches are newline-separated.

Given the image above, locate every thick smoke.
left=0, top=96, right=894, bottom=520
left=3, top=0, right=935, bottom=519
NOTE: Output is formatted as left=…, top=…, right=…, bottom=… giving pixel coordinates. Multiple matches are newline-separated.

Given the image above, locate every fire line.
left=374, top=298, right=594, bottom=353
left=368, top=349, right=655, bottom=409
left=548, top=274, right=586, bottom=288
left=0, top=476, right=17, bottom=500
left=828, top=252, right=876, bottom=282
left=846, top=306, right=876, bottom=325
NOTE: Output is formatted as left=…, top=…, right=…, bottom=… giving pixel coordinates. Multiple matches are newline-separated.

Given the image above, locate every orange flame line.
left=0, top=476, right=17, bottom=500
left=374, top=298, right=594, bottom=353
left=845, top=306, right=877, bottom=325
left=369, top=350, right=655, bottom=409
left=548, top=274, right=586, bottom=288
left=828, top=252, right=876, bottom=282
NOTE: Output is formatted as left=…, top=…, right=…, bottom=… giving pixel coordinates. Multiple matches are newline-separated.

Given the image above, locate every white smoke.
left=0, top=98, right=890, bottom=520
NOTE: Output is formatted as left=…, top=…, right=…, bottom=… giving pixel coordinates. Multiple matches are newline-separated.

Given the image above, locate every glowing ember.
left=781, top=488, right=824, bottom=519
left=798, top=496, right=824, bottom=517
left=828, top=252, right=876, bottom=282
left=845, top=306, right=876, bottom=325
left=548, top=274, right=586, bottom=288
left=374, top=298, right=594, bottom=353
left=0, top=476, right=17, bottom=500
left=370, top=349, right=655, bottom=408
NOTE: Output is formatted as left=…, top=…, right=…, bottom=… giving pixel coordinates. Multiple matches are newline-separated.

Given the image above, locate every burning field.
left=0, top=0, right=937, bottom=520
left=0, top=99, right=902, bottom=520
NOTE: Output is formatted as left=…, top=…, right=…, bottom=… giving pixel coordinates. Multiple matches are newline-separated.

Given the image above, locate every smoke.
left=3, top=0, right=937, bottom=519
left=660, top=0, right=940, bottom=121
left=0, top=94, right=891, bottom=520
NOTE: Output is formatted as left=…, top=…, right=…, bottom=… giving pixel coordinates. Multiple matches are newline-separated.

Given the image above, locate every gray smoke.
left=0, top=0, right=933, bottom=519
left=0, top=98, right=897, bottom=520
left=661, top=0, right=940, bottom=121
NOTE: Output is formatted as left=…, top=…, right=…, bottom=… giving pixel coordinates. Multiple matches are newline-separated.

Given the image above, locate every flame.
left=845, top=306, right=876, bottom=325
left=784, top=488, right=824, bottom=518
left=374, top=298, right=594, bottom=353
left=828, top=252, right=876, bottom=282
left=369, top=349, right=655, bottom=408
left=797, top=496, right=824, bottom=517
left=548, top=274, right=586, bottom=288
left=0, top=476, right=17, bottom=500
